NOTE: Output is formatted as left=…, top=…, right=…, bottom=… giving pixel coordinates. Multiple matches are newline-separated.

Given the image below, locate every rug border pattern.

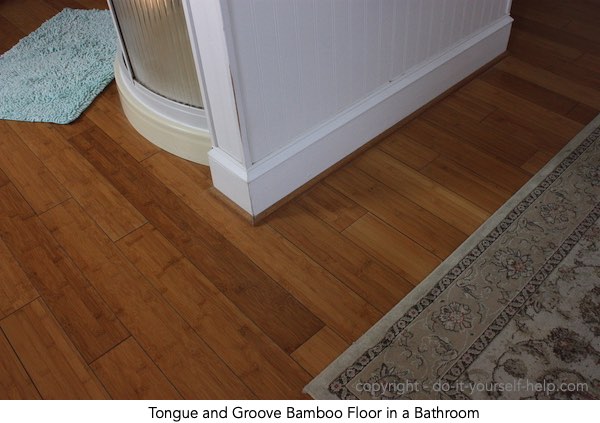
left=304, top=114, right=600, bottom=400
left=441, top=203, right=600, bottom=399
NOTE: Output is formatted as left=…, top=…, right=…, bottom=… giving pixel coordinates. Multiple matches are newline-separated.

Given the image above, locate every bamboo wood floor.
left=0, top=0, right=598, bottom=399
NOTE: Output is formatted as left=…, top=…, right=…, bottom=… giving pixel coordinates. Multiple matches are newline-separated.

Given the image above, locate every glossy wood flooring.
left=1, top=0, right=599, bottom=399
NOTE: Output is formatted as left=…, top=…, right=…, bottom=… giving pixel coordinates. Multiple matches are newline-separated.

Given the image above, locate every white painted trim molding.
left=209, top=17, right=513, bottom=216
left=184, top=0, right=251, bottom=165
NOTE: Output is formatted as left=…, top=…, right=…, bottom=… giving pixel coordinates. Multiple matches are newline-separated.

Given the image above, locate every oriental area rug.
left=305, top=116, right=600, bottom=400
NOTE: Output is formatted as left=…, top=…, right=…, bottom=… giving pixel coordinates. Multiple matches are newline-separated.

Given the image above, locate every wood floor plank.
left=575, top=53, right=600, bottom=74
left=460, top=79, right=583, bottom=140
left=420, top=157, right=512, bottom=214
left=140, top=150, right=214, bottom=192
left=480, top=109, right=570, bottom=154
left=482, top=68, right=578, bottom=116
left=495, top=56, right=600, bottom=110
left=0, top=165, right=8, bottom=187
left=73, top=0, right=108, bottom=9
left=294, top=183, right=367, bottom=232
left=38, top=0, right=106, bottom=12
left=513, top=16, right=600, bottom=55
left=52, top=116, right=97, bottom=140
left=0, top=329, right=40, bottom=399
left=45, top=146, right=147, bottom=241
left=0, top=299, right=108, bottom=399
left=527, top=3, right=600, bottom=28
left=343, top=214, right=441, bottom=285
left=8, top=122, right=147, bottom=240
left=354, top=148, right=490, bottom=234
left=0, top=238, right=38, bottom=319
left=40, top=199, right=254, bottom=399
left=510, top=4, right=571, bottom=29
left=0, top=122, right=70, bottom=213
left=508, top=28, right=583, bottom=62
left=544, top=61, right=600, bottom=92
left=546, top=0, right=600, bottom=21
left=91, top=337, right=182, bottom=400
left=0, top=15, right=24, bottom=53
left=421, top=100, right=537, bottom=166
left=399, top=119, right=531, bottom=193
left=141, top=152, right=380, bottom=344
left=41, top=0, right=89, bottom=12
left=291, top=327, right=350, bottom=378
left=507, top=30, right=600, bottom=91
left=325, top=165, right=467, bottom=259
left=268, top=202, right=414, bottom=312
left=520, top=150, right=556, bottom=175
left=6, top=120, right=70, bottom=162
left=117, top=224, right=311, bottom=399
left=85, top=85, right=161, bottom=162
left=568, top=64, right=600, bottom=90
left=566, top=103, right=600, bottom=125
left=0, top=184, right=128, bottom=363
left=69, top=128, right=323, bottom=353
left=0, top=0, right=57, bottom=35
left=440, top=91, right=497, bottom=121
left=378, top=132, right=439, bottom=170
left=507, top=31, right=574, bottom=72
left=563, top=15, right=600, bottom=44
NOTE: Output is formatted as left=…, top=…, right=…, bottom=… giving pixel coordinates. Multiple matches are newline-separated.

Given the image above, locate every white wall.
left=185, top=0, right=513, bottom=216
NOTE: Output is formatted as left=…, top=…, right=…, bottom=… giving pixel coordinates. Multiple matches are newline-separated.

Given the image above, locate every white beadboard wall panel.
left=187, top=0, right=512, bottom=214
left=224, top=0, right=510, bottom=163
left=209, top=17, right=512, bottom=215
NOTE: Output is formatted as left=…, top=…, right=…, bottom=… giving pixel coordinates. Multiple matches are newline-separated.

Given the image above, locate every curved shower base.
left=114, top=55, right=211, bottom=165
left=109, top=0, right=210, bottom=165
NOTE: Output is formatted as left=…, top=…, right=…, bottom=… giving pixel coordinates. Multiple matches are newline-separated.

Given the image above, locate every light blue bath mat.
left=0, top=8, right=117, bottom=124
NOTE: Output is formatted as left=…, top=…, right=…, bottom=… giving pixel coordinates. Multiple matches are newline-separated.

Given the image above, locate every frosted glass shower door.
left=110, top=0, right=203, bottom=108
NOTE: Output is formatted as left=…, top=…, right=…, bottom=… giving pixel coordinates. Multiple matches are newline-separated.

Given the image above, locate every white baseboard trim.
left=210, top=17, right=513, bottom=216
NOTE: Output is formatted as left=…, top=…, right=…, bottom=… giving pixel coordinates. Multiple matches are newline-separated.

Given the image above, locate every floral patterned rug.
left=305, top=116, right=600, bottom=400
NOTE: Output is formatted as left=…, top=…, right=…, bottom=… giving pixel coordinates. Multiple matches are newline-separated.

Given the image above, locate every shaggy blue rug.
left=0, top=9, right=116, bottom=124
